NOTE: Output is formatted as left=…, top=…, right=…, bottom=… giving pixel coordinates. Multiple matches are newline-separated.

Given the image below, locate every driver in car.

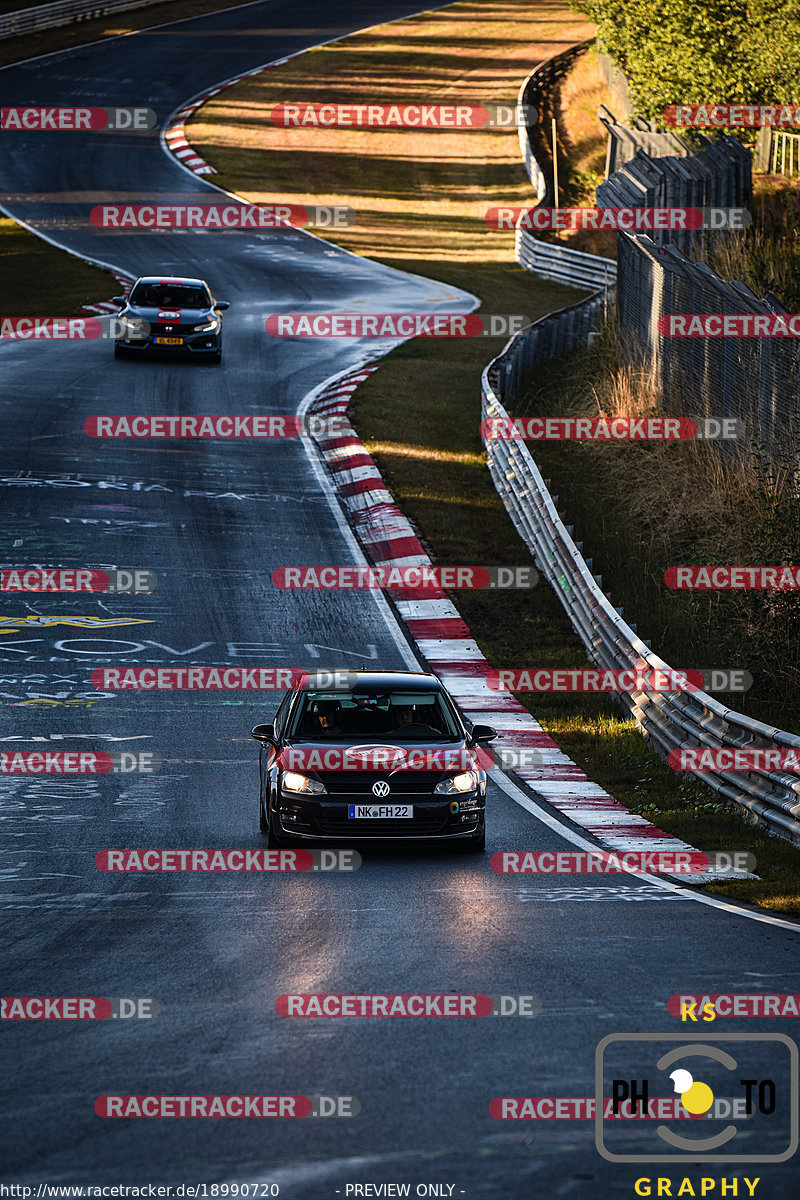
left=313, top=699, right=345, bottom=737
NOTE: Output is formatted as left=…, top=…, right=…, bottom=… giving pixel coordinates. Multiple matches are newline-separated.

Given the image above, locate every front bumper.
left=116, top=331, right=221, bottom=355
left=274, top=794, right=484, bottom=841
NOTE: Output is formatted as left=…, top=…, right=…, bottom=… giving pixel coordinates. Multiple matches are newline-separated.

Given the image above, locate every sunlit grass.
left=190, top=1, right=595, bottom=262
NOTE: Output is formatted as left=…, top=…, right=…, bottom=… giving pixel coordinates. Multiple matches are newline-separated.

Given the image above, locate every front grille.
left=155, top=324, right=195, bottom=336
left=315, top=812, right=450, bottom=837
left=316, top=770, right=444, bottom=795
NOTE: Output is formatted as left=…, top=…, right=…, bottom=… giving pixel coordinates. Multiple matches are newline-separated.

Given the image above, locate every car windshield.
left=287, top=689, right=461, bottom=741
left=130, top=284, right=210, bottom=308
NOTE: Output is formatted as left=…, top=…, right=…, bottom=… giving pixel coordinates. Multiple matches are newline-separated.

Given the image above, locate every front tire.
left=259, top=794, right=270, bottom=835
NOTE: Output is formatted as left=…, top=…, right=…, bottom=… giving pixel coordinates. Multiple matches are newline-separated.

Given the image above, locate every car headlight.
left=281, top=771, right=326, bottom=796
left=120, top=315, right=147, bottom=335
left=435, top=771, right=479, bottom=795
left=193, top=317, right=220, bottom=332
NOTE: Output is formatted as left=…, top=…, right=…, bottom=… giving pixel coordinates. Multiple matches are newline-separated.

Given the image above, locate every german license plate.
left=348, top=804, right=413, bottom=819
left=154, top=337, right=183, bottom=345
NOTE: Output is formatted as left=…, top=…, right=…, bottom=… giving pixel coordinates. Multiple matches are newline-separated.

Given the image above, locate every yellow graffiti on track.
left=0, top=615, right=153, bottom=634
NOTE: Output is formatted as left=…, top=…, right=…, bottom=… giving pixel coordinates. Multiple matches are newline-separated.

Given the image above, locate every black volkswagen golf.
left=250, top=671, right=496, bottom=851
left=112, top=276, right=229, bottom=362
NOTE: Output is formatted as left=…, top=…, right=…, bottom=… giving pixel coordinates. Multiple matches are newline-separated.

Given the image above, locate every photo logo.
left=91, top=204, right=354, bottom=230
left=669, top=994, right=800, bottom=1020
left=85, top=416, right=301, bottom=439
left=595, top=1033, right=798, bottom=1162
left=482, top=417, right=696, bottom=441
left=663, top=104, right=800, bottom=128
left=0, top=107, right=156, bottom=130
left=0, top=318, right=103, bottom=340
left=94, top=1095, right=358, bottom=1118
left=1, top=750, right=160, bottom=774
left=660, top=314, right=800, bottom=338
left=95, top=849, right=360, bottom=872
left=275, top=993, right=540, bottom=1017
left=0, top=568, right=156, bottom=593
left=489, top=850, right=733, bottom=875
left=666, top=566, right=800, bottom=590
left=670, top=748, right=800, bottom=772
left=485, top=207, right=750, bottom=232
left=271, top=565, right=538, bottom=590
left=91, top=667, right=309, bottom=691
left=265, top=314, right=528, bottom=338
left=486, top=669, right=703, bottom=694
left=269, top=102, right=537, bottom=129
left=2, top=996, right=159, bottom=1019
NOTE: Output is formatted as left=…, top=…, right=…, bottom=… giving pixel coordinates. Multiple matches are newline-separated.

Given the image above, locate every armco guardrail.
left=515, top=42, right=618, bottom=292
left=489, top=291, right=606, bottom=402
left=516, top=228, right=616, bottom=290
left=517, top=41, right=592, bottom=203
left=480, top=305, right=800, bottom=846
left=0, top=0, right=166, bottom=40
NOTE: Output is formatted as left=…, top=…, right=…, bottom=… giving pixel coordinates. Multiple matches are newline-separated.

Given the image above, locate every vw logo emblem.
left=372, top=780, right=390, bottom=798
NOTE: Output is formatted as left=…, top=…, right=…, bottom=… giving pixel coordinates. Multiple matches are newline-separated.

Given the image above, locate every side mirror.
left=112, top=297, right=127, bottom=306
left=215, top=301, right=230, bottom=311
left=471, top=724, right=497, bottom=743
left=250, top=723, right=275, bottom=742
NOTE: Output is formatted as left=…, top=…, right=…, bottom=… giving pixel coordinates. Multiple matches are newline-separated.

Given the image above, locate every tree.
left=573, top=0, right=800, bottom=122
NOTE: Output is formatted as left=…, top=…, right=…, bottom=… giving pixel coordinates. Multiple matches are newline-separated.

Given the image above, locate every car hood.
left=123, top=305, right=212, bottom=322
left=276, top=741, right=484, bottom=773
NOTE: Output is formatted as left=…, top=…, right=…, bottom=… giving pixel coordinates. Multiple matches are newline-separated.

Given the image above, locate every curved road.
left=1, top=3, right=799, bottom=1197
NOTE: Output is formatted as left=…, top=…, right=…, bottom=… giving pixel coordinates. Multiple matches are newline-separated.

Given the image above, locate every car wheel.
left=113, top=343, right=125, bottom=358
left=259, top=794, right=270, bottom=835
left=209, top=351, right=222, bottom=365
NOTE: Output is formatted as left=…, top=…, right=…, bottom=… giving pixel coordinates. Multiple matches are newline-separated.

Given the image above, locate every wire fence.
left=598, top=135, right=800, bottom=462
left=615, top=233, right=800, bottom=460
left=599, top=105, right=687, bottom=177
left=596, top=135, right=752, bottom=254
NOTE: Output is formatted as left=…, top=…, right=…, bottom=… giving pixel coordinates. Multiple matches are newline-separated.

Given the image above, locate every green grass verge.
left=0, top=217, right=116, bottom=315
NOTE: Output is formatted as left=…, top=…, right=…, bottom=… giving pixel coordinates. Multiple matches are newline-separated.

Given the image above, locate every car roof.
left=301, top=670, right=443, bottom=693
left=133, top=276, right=209, bottom=288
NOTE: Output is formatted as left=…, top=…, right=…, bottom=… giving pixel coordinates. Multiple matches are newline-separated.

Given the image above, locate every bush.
left=572, top=0, right=800, bottom=126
